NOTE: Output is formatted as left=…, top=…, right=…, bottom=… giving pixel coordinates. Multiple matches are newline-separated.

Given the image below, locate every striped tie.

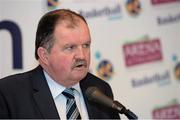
left=62, top=88, right=81, bottom=119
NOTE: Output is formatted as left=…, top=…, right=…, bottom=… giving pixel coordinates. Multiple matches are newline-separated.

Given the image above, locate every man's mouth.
left=75, top=63, right=87, bottom=68
left=76, top=64, right=84, bottom=67
left=73, top=60, right=87, bottom=69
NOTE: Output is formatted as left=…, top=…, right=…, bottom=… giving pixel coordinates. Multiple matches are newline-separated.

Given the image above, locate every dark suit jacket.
left=0, top=66, right=120, bottom=119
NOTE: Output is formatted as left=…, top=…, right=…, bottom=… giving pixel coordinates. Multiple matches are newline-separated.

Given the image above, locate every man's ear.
left=37, top=47, right=49, bottom=64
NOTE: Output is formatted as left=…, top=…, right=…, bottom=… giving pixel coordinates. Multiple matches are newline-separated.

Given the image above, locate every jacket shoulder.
left=81, top=72, right=113, bottom=98
left=85, top=72, right=111, bottom=88
left=0, top=71, right=31, bottom=85
left=0, top=66, right=41, bottom=91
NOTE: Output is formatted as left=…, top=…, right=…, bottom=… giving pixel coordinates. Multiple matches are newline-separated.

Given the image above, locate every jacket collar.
left=30, top=65, right=60, bottom=119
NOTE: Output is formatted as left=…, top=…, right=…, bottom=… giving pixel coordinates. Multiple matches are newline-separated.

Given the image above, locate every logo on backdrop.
left=125, top=0, right=141, bottom=17
left=47, top=0, right=60, bottom=10
left=172, top=54, right=180, bottom=81
left=157, top=12, right=180, bottom=26
left=0, top=20, right=23, bottom=69
left=97, top=60, right=114, bottom=80
left=151, top=0, right=180, bottom=5
left=94, top=51, right=114, bottom=81
left=79, top=3, right=122, bottom=20
left=122, top=37, right=163, bottom=67
left=174, top=62, right=180, bottom=80
left=131, top=70, right=171, bottom=88
left=152, top=99, right=180, bottom=119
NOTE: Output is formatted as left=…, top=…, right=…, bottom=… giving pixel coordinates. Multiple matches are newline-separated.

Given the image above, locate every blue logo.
left=0, top=20, right=23, bottom=69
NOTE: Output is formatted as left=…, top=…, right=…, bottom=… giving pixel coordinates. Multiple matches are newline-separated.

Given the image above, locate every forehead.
left=54, top=20, right=91, bottom=43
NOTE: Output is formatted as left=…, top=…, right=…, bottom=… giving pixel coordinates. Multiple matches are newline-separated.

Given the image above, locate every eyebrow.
left=85, top=40, right=91, bottom=44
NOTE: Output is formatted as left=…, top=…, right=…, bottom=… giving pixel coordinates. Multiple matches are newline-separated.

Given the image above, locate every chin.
left=74, top=72, right=87, bottom=81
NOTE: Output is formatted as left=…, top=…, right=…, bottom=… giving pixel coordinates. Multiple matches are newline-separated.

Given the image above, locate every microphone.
left=85, top=86, right=138, bottom=119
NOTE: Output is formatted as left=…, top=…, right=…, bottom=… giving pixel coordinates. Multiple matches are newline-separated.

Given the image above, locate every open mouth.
left=74, top=63, right=87, bottom=69
left=76, top=64, right=84, bottom=67
left=73, top=60, right=87, bottom=69
left=75, top=63, right=87, bottom=68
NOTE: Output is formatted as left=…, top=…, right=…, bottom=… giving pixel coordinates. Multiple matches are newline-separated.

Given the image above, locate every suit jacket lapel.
left=80, top=83, right=94, bottom=118
left=80, top=73, right=101, bottom=119
left=31, top=66, right=60, bottom=119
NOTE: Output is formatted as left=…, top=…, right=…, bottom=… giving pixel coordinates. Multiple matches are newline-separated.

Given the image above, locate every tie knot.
left=62, top=88, right=75, bottom=99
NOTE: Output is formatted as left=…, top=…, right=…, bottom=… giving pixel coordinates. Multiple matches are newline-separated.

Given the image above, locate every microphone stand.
left=113, top=101, right=138, bottom=119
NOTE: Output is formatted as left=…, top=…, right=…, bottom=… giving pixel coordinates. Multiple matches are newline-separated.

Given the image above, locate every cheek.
left=47, top=45, right=74, bottom=72
left=60, top=58, right=71, bottom=69
left=49, top=54, right=72, bottom=71
left=87, top=52, right=91, bottom=62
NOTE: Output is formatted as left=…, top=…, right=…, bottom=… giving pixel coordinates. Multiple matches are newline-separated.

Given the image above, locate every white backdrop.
left=1, top=0, right=180, bottom=119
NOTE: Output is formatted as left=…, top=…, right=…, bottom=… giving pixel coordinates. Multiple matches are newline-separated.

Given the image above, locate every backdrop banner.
left=1, top=0, right=180, bottom=119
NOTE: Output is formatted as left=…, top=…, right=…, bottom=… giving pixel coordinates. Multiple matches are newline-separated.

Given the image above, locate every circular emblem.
left=126, top=0, right=141, bottom=16
left=97, top=60, right=114, bottom=80
left=174, top=62, right=180, bottom=80
left=47, top=0, right=60, bottom=10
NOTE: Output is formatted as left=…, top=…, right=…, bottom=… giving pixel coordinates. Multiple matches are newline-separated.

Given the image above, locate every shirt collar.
left=43, top=70, right=81, bottom=99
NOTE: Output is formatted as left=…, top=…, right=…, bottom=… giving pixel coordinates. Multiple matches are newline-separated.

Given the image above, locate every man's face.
left=45, top=21, right=91, bottom=87
left=175, top=67, right=180, bottom=80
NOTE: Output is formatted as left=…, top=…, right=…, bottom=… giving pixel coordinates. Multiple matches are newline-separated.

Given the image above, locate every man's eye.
left=67, top=46, right=74, bottom=50
left=65, top=45, right=76, bottom=51
left=83, top=43, right=90, bottom=48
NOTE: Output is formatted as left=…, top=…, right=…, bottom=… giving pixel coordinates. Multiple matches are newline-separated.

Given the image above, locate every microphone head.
left=85, top=86, right=100, bottom=101
left=85, top=87, right=138, bottom=119
left=85, top=86, right=114, bottom=108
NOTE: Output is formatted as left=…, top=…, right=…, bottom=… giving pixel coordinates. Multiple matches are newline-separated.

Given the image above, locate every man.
left=0, top=9, right=120, bottom=119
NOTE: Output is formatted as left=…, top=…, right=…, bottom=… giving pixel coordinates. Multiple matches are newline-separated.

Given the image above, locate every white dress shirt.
left=43, top=70, right=89, bottom=119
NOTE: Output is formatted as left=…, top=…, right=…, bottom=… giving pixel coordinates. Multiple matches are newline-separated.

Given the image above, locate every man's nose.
left=75, top=47, right=85, bottom=59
